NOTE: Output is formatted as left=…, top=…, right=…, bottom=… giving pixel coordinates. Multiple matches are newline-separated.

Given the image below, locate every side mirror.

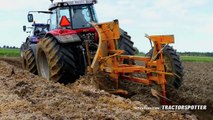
left=23, top=26, right=26, bottom=32
left=27, top=14, right=34, bottom=22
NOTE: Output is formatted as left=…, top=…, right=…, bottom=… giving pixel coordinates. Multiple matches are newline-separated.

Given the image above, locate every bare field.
left=0, top=57, right=212, bottom=120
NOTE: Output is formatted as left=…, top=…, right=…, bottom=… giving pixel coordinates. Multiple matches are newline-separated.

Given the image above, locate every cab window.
left=71, top=6, right=93, bottom=29
left=50, top=10, right=57, bottom=30
left=58, top=7, right=71, bottom=28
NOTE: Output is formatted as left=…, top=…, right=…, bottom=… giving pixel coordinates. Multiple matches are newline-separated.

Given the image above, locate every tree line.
left=178, top=52, right=213, bottom=57
left=0, top=45, right=19, bottom=49
left=134, top=47, right=213, bottom=57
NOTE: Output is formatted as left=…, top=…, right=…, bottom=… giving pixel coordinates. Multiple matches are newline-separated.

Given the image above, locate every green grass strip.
left=181, top=56, right=213, bottom=62
left=0, top=48, right=20, bottom=57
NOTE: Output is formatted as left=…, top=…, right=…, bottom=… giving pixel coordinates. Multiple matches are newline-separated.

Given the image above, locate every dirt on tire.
left=0, top=57, right=212, bottom=120
left=23, top=49, right=38, bottom=74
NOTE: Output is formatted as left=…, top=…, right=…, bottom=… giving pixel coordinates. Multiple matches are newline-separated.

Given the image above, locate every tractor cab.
left=26, top=10, right=52, bottom=43
left=47, top=0, right=99, bottom=42
left=23, top=23, right=50, bottom=44
left=31, top=23, right=50, bottom=41
left=48, top=0, right=97, bottom=29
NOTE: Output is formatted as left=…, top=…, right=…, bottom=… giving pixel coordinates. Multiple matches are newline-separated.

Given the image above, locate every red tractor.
left=23, top=0, right=184, bottom=101
left=24, top=0, right=135, bottom=83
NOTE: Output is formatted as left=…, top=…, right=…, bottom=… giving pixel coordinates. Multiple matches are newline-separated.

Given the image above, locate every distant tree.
left=139, top=52, right=145, bottom=56
left=133, top=47, right=139, bottom=55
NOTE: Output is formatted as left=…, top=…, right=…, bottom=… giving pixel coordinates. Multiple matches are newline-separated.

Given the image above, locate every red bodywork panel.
left=47, top=27, right=99, bottom=42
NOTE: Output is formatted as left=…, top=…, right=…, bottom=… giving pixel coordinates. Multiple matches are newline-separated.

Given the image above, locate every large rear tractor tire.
left=147, top=46, right=184, bottom=89
left=36, top=37, right=79, bottom=83
left=119, top=29, right=135, bottom=65
left=22, top=49, right=38, bottom=75
left=119, top=29, right=135, bottom=55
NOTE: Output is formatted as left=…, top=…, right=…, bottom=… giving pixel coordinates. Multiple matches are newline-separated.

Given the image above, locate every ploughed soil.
left=0, top=57, right=212, bottom=120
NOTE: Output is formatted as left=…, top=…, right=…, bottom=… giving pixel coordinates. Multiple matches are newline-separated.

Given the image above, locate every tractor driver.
left=72, top=8, right=89, bottom=29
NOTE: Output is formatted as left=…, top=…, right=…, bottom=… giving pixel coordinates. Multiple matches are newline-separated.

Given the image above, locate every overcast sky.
left=0, top=0, right=212, bottom=52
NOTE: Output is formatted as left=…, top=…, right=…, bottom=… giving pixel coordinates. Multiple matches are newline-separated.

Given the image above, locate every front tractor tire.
left=36, top=37, right=79, bottom=83
left=22, top=49, right=38, bottom=75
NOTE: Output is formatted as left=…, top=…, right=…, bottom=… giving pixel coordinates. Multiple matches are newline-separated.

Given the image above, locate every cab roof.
left=32, top=23, right=49, bottom=27
left=49, top=0, right=97, bottom=10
